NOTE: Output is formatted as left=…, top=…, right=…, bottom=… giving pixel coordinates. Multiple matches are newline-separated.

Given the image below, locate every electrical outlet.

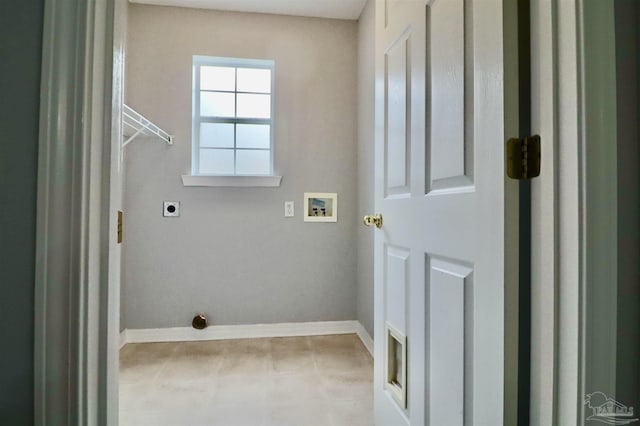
left=284, top=201, right=294, bottom=217
left=163, top=201, right=180, bottom=217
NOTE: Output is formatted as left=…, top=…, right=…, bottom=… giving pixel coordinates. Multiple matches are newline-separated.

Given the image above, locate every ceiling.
left=129, top=0, right=368, bottom=20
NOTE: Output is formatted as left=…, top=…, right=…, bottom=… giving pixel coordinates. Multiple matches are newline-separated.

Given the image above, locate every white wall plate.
left=163, top=201, right=180, bottom=217
left=303, top=192, right=337, bottom=222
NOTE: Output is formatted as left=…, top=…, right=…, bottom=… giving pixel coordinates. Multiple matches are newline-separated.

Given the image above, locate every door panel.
left=428, top=257, right=473, bottom=426
left=385, top=246, right=410, bottom=334
left=429, top=0, right=468, bottom=188
left=428, top=0, right=476, bottom=192
left=385, top=33, right=411, bottom=195
left=373, top=0, right=519, bottom=425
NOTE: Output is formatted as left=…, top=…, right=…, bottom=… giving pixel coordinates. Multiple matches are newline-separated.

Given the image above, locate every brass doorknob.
left=363, top=213, right=383, bottom=228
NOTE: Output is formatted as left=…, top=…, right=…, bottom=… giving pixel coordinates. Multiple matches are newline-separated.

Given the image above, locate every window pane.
left=200, top=123, right=234, bottom=148
left=200, top=66, right=235, bottom=91
left=236, top=149, right=270, bottom=175
left=236, top=124, right=270, bottom=149
left=200, top=92, right=235, bottom=117
left=237, top=68, right=271, bottom=93
left=199, top=149, right=234, bottom=174
left=237, top=94, right=271, bottom=119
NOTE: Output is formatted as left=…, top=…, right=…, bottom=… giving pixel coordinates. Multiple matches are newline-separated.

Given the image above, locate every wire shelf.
left=122, top=104, right=173, bottom=147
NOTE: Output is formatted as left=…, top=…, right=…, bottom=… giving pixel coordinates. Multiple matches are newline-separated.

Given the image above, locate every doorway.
left=36, top=0, right=639, bottom=424
left=114, top=1, right=374, bottom=425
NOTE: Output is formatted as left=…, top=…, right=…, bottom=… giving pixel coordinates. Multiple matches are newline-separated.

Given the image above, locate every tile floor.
left=119, top=334, right=374, bottom=426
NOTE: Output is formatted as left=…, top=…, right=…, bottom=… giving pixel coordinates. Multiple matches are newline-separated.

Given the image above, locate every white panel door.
left=372, top=0, right=519, bottom=425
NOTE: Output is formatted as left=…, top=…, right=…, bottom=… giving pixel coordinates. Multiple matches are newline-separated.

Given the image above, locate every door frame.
left=34, top=0, right=118, bottom=424
left=33, top=0, right=611, bottom=425
left=530, top=0, right=619, bottom=424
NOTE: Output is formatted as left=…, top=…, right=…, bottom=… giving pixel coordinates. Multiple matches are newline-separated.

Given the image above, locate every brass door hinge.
left=117, top=210, right=123, bottom=244
left=506, top=135, right=541, bottom=180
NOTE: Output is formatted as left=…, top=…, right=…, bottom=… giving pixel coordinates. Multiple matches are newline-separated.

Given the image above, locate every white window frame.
left=192, top=55, right=275, bottom=176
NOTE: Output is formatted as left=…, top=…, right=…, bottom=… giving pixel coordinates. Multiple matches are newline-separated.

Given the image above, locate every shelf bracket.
left=122, top=104, right=174, bottom=148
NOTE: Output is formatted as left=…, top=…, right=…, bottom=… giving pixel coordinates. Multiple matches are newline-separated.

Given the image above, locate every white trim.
left=129, top=0, right=368, bottom=21
left=577, top=0, right=618, bottom=405
left=531, top=0, right=620, bottom=424
left=119, top=321, right=375, bottom=351
left=122, top=320, right=358, bottom=344
left=553, top=3, right=585, bottom=422
left=119, top=330, right=128, bottom=350
left=356, top=322, right=374, bottom=357
left=181, top=174, right=282, bottom=187
left=35, top=0, right=115, bottom=424
left=530, top=1, right=560, bottom=424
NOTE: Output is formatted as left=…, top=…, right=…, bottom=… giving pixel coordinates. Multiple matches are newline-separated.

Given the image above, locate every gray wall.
left=356, top=0, right=375, bottom=337
left=122, top=5, right=359, bottom=328
left=615, top=0, right=640, bottom=410
left=0, top=1, right=43, bottom=423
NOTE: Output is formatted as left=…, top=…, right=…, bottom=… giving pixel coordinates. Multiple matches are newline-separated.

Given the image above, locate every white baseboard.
left=120, top=320, right=374, bottom=357
left=119, top=329, right=128, bottom=350
left=355, top=322, right=374, bottom=356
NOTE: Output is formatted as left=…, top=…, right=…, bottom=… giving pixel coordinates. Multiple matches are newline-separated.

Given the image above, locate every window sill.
left=181, top=174, right=282, bottom=187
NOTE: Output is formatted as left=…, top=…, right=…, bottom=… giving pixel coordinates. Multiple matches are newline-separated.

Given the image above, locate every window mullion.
left=234, top=67, right=238, bottom=175
left=270, top=64, right=274, bottom=175
left=194, top=64, right=202, bottom=174
left=200, top=89, right=270, bottom=95
left=199, top=117, right=270, bottom=125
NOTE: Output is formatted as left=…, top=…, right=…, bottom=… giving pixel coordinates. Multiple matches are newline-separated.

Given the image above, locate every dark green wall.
left=0, top=1, right=44, bottom=424
left=615, top=0, right=640, bottom=412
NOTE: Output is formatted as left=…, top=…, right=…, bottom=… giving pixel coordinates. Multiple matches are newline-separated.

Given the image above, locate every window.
left=192, top=56, right=275, bottom=176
